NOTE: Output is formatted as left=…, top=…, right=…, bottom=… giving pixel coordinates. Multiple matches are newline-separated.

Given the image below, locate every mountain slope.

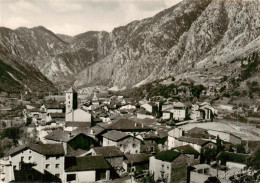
left=0, top=0, right=259, bottom=90
left=75, top=0, right=260, bottom=89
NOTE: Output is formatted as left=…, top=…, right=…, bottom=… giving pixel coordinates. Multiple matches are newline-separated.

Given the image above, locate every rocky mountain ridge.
left=0, top=0, right=260, bottom=90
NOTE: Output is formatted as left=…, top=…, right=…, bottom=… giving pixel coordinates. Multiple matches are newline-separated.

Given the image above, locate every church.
left=65, top=87, right=92, bottom=125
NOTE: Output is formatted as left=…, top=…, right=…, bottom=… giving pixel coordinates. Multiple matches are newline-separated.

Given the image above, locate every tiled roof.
left=124, top=153, right=150, bottom=164
left=44, top=129, right=94, bottom=142
left=173, top=145, right=199, bottom=155
left=10, top=144, right=65, bottom=157
left=155, top=150, right=181, bottom=162
left=105, top=118, right=152, bottom=131
left=65, top=156, right=111, bottom=172
left=102, top=130, right=129, bottom=141
left=92, top=146, right=124, bottom=157
left=178, top=136, right=208, bottom=146
left=187, top=127, right=208, bottom=134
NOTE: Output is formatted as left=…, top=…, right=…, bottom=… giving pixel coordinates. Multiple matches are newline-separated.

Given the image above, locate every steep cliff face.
left=1, top=0, right=259, bottom=90
left=75, top=0, right=260, bottom=88
left=0, top=27, right=111, bottom=84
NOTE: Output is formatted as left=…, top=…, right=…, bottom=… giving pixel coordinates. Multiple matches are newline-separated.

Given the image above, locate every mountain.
left=0, top=54, right=55, bottom=93
left=0, top=0, right=259, bottom=91
left=75, top=0, right=260, bottom=89
left=0, top=26, right=112, bottom=88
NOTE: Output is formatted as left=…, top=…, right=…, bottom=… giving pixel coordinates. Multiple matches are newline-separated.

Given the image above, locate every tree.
left=247, top=147, right=260, bottom=170
left=237, top=144, right=246, bottom=154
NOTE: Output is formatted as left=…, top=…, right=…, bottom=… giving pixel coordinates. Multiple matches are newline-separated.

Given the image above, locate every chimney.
left=135, top=123, right=137, bottom=127
left=90, top=129, right=95, bottom=134
left=142, top=123, right=144, bottom=128
left=155, top=131, right=158, bottom=135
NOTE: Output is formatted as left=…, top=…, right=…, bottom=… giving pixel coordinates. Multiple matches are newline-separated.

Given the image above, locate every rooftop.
left=105, top=118, right=152, bottom=131
left=65, top=156, right=111, bottom=172
left=10, top=144, right=65, bottom=157
left=102, top=130, right=130, bottom=141
left=92, top=146, right=124, bottom=157
left=124, top=153, right=150, bottom=164
left=173, top=145, right=199, bottom=155
left=178, top=136, right=209, bottom=146
left=155, top=150, right=181, bottom=162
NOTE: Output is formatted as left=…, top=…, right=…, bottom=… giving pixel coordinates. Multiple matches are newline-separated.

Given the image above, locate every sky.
left=0, top=0, right=182, bottom=36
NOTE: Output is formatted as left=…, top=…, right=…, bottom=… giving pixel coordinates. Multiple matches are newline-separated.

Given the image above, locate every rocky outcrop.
left=1, top=0, right=259, bottom=89
left=75, top=0, right=260, bottom=88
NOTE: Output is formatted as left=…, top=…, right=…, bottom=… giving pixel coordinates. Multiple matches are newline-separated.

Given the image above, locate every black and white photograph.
left=0, top=0, right=260, bottom=182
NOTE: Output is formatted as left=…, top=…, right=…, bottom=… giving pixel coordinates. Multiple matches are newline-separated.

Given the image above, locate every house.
left=102, top=130, right=142, bottom=154
left=46, top=113, right=65, bottom=123
left=186, top=127, right=216, bottom=142
left=141, top=103, right=156, bottom=113
left=175, top=137, right=212, bottom=152
left=43, top=130, right=97, bottom=152
left=207, top=130, right=242, bottom=145
left=7, top=144, right=65, bottom=182
left=173, top=145, right=200, bottom=165
left=123, top=153, right=150, bottom=174
left=149, top=150, right=189, bottom=183
left=104, top=118, right=153, bottom=135
left=45, top=104, right=65, bottom=114
left=190, top=104, right=204, bottom=121
left=136, top=109, right=155, bottom=119
left=65, top=156, right=111, bottom=183
left=167, top=128, right=184, bottom=149
left=83, top=146, right=125, bottom=175
left=162, top=102, right=186, bottom=121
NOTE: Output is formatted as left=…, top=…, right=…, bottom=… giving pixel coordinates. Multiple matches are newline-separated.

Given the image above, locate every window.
left=13, top=165, right=17, bottom=170
left=132, top=143, right=136, bottom=148
left=55, top=174, right=60, bottom=178
left=21, top=156, right=24, bottom=162
left=55, top=164, right=60, bottom=168
left=27, top=174, right=33, bottom=181
left=28, top=156, right=32, bottom=160
left=67, top=174, right=76, bottom=181
left=29, top=150, right=31, bottom=153
left=45, top=164, right=50, bottom=169
left=135, top=150, right=138, bottom=153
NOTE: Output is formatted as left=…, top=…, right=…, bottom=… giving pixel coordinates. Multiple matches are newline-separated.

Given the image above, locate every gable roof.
left=65, top=156, right=111, bottom=172
left=187, top=127, right=208, bottom=134
left=44, top=129, right=94, bottom=143
left=105, top=118, right=152, bottom=131
left=92, top=146, right=124, bottom=157
left=173, top=145, right=199, bottom=155
left=124, top=153, right=150, bottom=164
left=178, top=136, right=209, bottom=146
left=10, top=144, right=65, bottom=157
left=102, top=130, right=130, bottom=141
left=155, top=150, right=181, bottom=162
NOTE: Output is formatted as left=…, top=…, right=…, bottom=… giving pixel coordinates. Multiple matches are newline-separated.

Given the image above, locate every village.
left=0, top=85, right=259, bottom=183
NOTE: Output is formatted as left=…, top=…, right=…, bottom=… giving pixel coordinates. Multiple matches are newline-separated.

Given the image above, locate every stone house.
left=149, top=150, right=189, bottom=183
left=123, top=153, right=150, bottom=174
left=65, top=156, right=111, bottom=182
left=102, top=130, right=142, bottom=154
left=7, top=144, right=65, bottom=182
left=83, top=146, right=125, bottom=175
